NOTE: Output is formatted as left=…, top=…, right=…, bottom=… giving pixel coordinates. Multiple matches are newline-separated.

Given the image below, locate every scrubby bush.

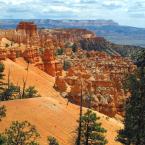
left=48, top=136, right=59, bottom=145
left=63, top=60, right=71, bottom=71
left=24, top=86, right=40, bottom=99
left=56, top=48, right=64, bottom=55
left=0, top=105, right=6, bottom=121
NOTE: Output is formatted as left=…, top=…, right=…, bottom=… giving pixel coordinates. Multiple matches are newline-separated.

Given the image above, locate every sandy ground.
left=0, top=58, right=123, bottom=145
left=3, top=58, right=60, bottom=98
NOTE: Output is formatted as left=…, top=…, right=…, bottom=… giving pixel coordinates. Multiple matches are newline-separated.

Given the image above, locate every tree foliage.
left=2, top=121, right=40, bottom=145
left=47, top=136, right=59, bottom=145
left=63, top=60, right=71, bottom=71
left=0, top=63, right=6, bottom=95
left=117, top=49, right=145, bottom=145
left=0, top=63, right=40, bottom=101
left=76, top=109, right=107, bottom=145
left=72, top=43, right=78, bottom=53
left=55, top=48, right=64, bottom=56
left=24, top=86, right=40, bottom=99
left=0, top=105, right=6, bottom=145
left=0, top=84, right=20, bottom=101
left=0, top=133, right=7, bottom=145
left=0, top=105, right=6, bottom=122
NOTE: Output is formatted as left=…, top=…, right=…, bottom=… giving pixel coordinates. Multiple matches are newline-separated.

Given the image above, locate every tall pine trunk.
left=77, top=80, right=83, bottom=145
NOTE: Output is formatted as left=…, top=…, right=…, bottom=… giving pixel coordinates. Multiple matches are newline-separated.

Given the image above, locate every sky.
left=0, top=0, right=145, bottom=28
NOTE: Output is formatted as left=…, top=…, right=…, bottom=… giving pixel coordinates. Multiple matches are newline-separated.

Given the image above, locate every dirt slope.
left=3, top=58, right=60, bottom=98
left=0, top=58, right=123, bottom=145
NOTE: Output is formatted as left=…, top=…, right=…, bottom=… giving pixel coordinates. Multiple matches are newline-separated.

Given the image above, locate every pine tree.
left=72, top=43, right=78, bottom=53
left=117, top=50, right=145, bottom=145
left=76, top=109, right=107, bottom=145
left=4, top=121, right=40, bottom=145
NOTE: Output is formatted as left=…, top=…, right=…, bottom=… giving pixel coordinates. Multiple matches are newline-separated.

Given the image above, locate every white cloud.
left=0, top=0, right=144, bottom=27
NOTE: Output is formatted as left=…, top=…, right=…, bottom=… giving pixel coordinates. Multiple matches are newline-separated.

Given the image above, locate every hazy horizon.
left=0, top=19, right=145, bottom=29
left=0, top=0, right=145, bottom=28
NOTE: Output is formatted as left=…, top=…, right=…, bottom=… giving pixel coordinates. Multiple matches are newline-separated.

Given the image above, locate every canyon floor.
left=0, top=58, right=123, bottom=145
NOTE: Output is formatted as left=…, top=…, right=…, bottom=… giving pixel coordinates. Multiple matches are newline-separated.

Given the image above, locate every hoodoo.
left=16, top=21, right=37, bottom=37
left=0, top=22, right=136, bottom=117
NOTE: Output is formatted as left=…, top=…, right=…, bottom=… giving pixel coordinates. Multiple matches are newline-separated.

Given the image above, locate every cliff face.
left=79, top=37, right=144, bottom=59
left=40, top=29, right=96, bottom=43
left=80, top=37, right=120, bottom=56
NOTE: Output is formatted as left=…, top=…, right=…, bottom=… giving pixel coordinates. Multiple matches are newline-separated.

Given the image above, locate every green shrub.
left=48, top=136, right=59, bottom=145
left=63, top=60, right=71, bottom=71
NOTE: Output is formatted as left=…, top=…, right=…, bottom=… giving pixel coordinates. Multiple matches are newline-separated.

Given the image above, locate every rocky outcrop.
left=80, top=37, right=120, bottom=56
left=54, top=49, right=136, bottom=117
left=41, top=49, right=56, bottom=76
left=0, top=49, right=7, bottom=60
left=55, top=76, right=67, bottom=92
left=7, top=49, right=16, bottom=61
left=16, top=22, right=37, bottom=37
left=23, top=48, right=40, bottom=63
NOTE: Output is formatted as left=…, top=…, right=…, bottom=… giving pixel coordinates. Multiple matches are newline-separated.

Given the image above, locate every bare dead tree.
left=7, top=68, right=11, bottom=89
left=85, top=81, right=94, bottom=145
left=21, top=62, right=30, bottom=99
left=15, top=81, right=21, bottom=99
left=77, top=79, right=83, bottom=145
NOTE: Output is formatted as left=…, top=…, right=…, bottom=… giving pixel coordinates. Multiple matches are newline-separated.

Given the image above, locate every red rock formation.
left=65, top=48, right=72, bottom=56
left=42, top=49, right=54, bottom=62
left=55, top=62, right=63, bottom=76
left=7, top=49, right=16, bottom=61
left=23, top=48, right=40, bottom=63
left=41, top=48, right=56, bottom=76
left=67, top=68, right=75, bottom=77
left=44, top=62, right=56, bottom=77
left=35, top=63, right=44, bottom=71
left=16, top=22, right=37, bottom=37
left=55, top=76, right=67, bottom=92
left=0, top=49, right=7, bottom=60
left=68, top=84, right=81, bottom=103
